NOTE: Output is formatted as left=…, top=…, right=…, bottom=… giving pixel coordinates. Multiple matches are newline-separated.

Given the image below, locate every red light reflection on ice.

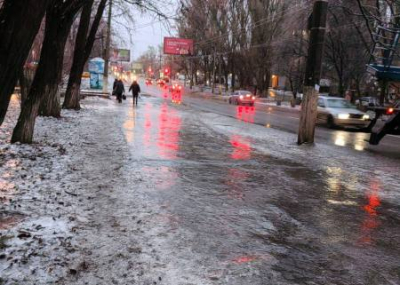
left=225, top=168, right=247, bottom=200
left=143, top=103, right=153, bottom=154
left=230, top=135, right=251, bottom=160
left=157, top=103, right=181, bottom=159
left=232, top=255, right=258, bottom=264
left=236, top=106, right=255, bottom=123
left=359, top=179, right=382, bottom=245
left=171, top=92, right=182, bottom=104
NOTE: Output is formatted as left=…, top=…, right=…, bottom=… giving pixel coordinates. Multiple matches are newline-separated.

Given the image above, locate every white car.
left=317, top=96, right=370, bottom=128
left=229, top=90, right=256, bottom=106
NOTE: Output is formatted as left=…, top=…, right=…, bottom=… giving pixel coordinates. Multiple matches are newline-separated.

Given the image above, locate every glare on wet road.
left=119, top=82, right=400, bottom=284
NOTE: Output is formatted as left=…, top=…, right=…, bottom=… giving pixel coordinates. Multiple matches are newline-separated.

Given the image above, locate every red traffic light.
left=164, top=68, right=169, bottom=74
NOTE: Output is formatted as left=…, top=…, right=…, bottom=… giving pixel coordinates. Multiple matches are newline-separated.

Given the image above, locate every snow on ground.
left=0, top=96, right=131, bottom=284
left=1, top=93, right=400, bottom=284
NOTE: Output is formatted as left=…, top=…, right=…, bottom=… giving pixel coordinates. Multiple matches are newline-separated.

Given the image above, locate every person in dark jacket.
left=129, top=81, right=141, bottom=106
left=112, top=78, right=118, bottom=93
left=114, top=78, right=125, bottom=103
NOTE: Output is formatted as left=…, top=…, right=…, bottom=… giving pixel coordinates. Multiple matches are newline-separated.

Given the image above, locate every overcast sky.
left=112, top=1, right=179, bottom=61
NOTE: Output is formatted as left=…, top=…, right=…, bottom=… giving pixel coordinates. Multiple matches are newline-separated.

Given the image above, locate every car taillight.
left=387, top=108, right=394, bottom=115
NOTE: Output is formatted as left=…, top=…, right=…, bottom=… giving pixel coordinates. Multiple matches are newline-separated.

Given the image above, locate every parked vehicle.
left=229, top=90, right=256, bottom=106
left=317, top=96, right=370, bottom=129
left=370, top=100, right=400, bottom=144
left=357, top=96, right=380, bottom=108
left=372, top=100, right=400, bottom=131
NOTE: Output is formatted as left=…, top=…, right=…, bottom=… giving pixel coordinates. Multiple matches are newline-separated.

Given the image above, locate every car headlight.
left=239, top=95, right=244, bottom=100
left=338, top=114, right=350, bottom=120
left=363, top=114, right=370, bottom=120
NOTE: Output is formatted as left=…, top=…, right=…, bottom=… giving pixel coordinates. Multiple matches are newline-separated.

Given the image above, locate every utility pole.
left=218, top=55, right=222, bottom=95
left=212, top=48, right=217, bottom=94
left=103, top=0, right=112, bottom=92
left=159, top=52, right=162, bottom=79
left=190, top=58, right=194, bottom=89
left=297, top=0, right=328, bottom=145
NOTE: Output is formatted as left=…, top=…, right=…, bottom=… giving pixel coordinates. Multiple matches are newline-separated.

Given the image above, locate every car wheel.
left=327, top=115, right=336, bottom=129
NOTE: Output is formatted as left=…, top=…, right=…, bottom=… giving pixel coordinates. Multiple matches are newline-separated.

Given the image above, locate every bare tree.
left=12, top=0, right=85, bottom=143
left=0, top=0, right=51, bottom=126
left=63, top=0, right=107, bottom=110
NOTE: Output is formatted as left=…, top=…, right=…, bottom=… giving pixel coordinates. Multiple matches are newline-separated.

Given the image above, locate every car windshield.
left=326, top=99, right=356, bottom=109
left=238, top=91, right=252, bottom=95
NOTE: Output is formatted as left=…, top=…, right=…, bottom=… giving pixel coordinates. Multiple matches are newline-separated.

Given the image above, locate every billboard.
left=110, top=49, right=131, bottom=62
left=164, top=37, right=194, bottom=55
left=131, top=62, right=143, bottom=70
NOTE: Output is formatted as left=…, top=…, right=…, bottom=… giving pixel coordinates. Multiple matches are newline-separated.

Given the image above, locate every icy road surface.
left=1, top=94, right=400, bottom=284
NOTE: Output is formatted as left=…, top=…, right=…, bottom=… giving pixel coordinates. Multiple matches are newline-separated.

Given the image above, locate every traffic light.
left=164, top=68, right=169, bottom=75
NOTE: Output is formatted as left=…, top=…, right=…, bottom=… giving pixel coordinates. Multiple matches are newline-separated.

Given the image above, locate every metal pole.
left=212, top=48, right=216, bottom=94
left=190, top=58, right=194, bottom=89
left=218, top=54, right=222, bottom=95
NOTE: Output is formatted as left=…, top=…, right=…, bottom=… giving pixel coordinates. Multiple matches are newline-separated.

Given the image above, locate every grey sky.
left=112, top=1, right=179, bottom=61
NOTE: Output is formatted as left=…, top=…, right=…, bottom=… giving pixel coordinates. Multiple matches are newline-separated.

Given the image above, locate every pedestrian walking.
left=114, top=78, right=125, bottom=103
left=129, top=80, right=141, bottom=106
left=112, top=78, right=118, bottom=94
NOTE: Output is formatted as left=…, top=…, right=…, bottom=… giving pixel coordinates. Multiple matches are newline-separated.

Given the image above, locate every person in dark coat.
left=114, top=78, right=125, bottom=103
left=112, top=78, right=118, bottom=92
left=129, top=81, right=141, bottom=106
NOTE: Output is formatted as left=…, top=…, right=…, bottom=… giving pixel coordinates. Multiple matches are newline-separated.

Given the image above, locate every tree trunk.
left=63, top=0, right=94, bottom=110
left=63, top=0, right=107, bottom=110
left=297, top=87, right=319, bottom=144
left=38, top=6, right=77, bottom=117
left=19, top=68, right=35, bottom=106
left=12, top=4, right=78, bottom=143
left=231, top=55, right=236, bottom=92
left=0, top=0, right=50, bottom=126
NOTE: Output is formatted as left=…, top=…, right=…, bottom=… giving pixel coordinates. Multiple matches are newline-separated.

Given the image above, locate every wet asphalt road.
left=121, top=84, right=400, bottom=284
left=142, top=83, right=400, bottom=159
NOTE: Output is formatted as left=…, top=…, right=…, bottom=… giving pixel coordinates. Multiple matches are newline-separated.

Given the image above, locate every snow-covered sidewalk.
left=0, top=96, right=131, bottom=283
